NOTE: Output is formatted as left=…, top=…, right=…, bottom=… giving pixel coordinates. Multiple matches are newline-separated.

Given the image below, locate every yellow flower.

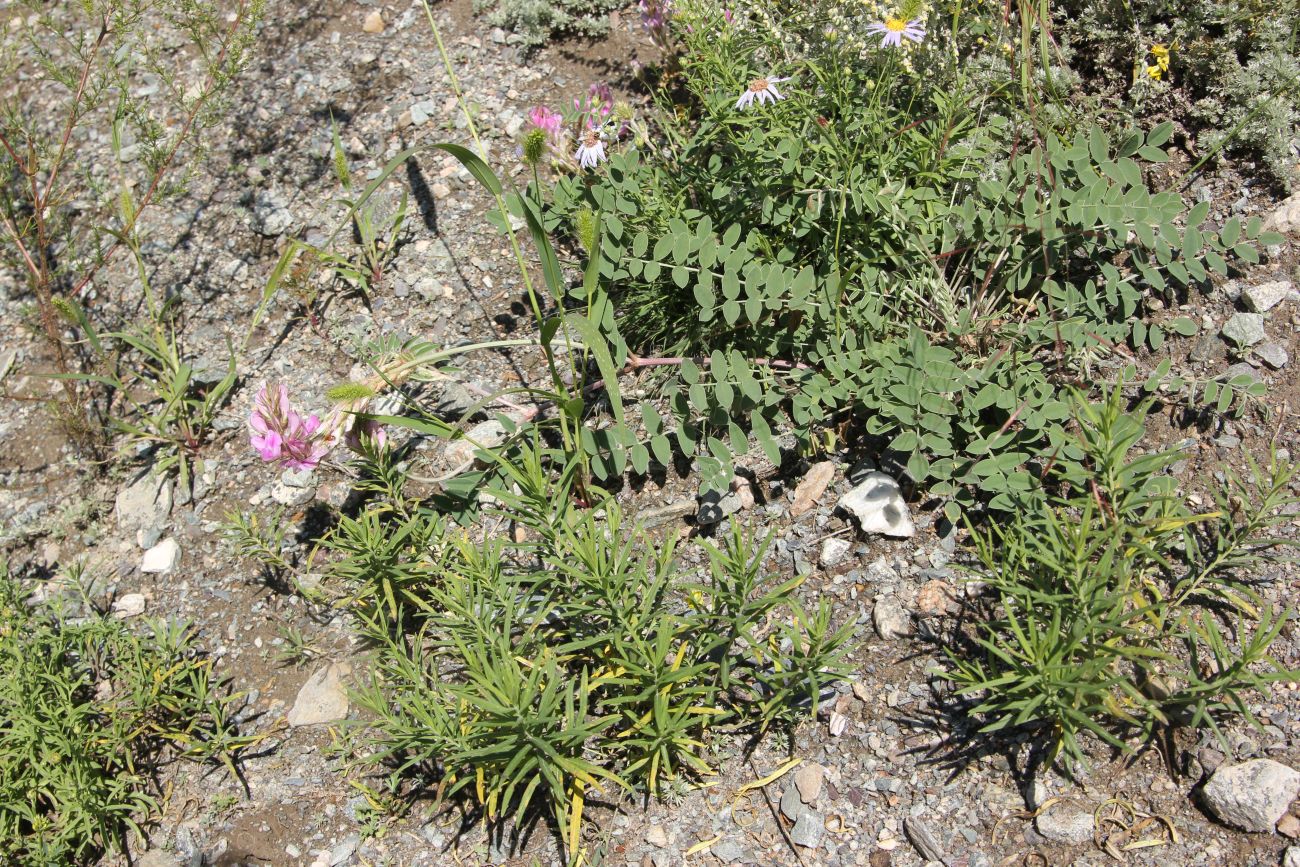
left=1146, top=43, right=1171, bottom=80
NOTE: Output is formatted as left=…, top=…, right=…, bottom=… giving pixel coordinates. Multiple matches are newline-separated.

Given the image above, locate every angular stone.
left=794, top=763, right=824, bottom=804
left=873, top=597, right=911, bottom=640
left=915, top=579, right=957, bottom=617
left=790, top=461, right=835, bottom=517
left=903, top=817, right=946, bottom=863
left=819, top=537, right=851, bottom=568
left=116, top=473, right=172, bottom=538
left=638, top=500, right=696, bottom=529
left=837, top=472, right=914, bottom=538
left=140, top=538, right=180, bottom=574
left=1288, top=846, right=1300, bottom=867
left=1242, top=280, right=1293, bottom=313
left=1220, top=313, right=1266, bottom=347
left=790, top=811, right=824, bottom=848
left=1254, top=342, right=1290, bottom=369
left=644, top=825, right=669, bottom=848
left=362, top=10, right=384, bottom=32
left=112, top=593, right=146, bottom=618
left=1202, top=759, right=1300, bottom=832
left=697, top=489, right=743, bottom=525
left=779, top=784, right=807, bottom=822
left=287, top=662, right=351, bottom=727
left=1035, top=802, right=1094, bottom=843
left=1263, top=192, right=1300, bottom=234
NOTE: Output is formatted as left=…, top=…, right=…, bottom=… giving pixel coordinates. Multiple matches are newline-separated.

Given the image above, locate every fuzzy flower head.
left=734, top=76, right=789, bottom=110
left=248, top=382, right=338, bottom=471
left=866, top=16, right=925, bottom=48
left=574, top=126, right=607, bottom=169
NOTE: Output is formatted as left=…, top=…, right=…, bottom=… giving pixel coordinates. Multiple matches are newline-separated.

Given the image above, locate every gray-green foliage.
left=0, top=572, right=251, bottom=865
left=944, top=387, right=1300, bottom=771
left=549, top=34, right=1280, bottom=513
left=475, top=0, right=624, bottom=51
left=332, top=441, right=853, bottom=855
left=1040, top=0, right=1300, bottom=185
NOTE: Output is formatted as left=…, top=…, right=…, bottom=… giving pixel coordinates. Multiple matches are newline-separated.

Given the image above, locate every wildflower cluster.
left=523, top=81, right=636, bottom=172
left=247, top=382, right=384, bottom=470
left=638, top=0, right=673, bottom=50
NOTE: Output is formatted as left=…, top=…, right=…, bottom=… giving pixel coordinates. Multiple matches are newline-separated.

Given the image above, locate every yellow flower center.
left=885, top=16, right=907, bottom=32
left=748, top=78, right=769, bottom=92
left=583, top=130, right=600, bottom=146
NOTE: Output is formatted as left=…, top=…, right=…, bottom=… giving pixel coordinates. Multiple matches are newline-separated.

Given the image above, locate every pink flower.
left=866, top=16, right=925, bottom=48
left=528, top=105, right=563, bottom=135
left=248, top=382, right=339, bottom=470
left=344, top=418, right=387, bottom=452
left=574, top=83, right=612, bottom=129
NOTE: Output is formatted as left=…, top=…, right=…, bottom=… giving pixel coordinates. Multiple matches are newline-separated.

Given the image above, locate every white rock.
left=820, top=537, right=852, bottom=568
left=140, top=538, right=180, bottom=574
left=443, top=419, right=509, bottom=466
left=112, top=593, right=147, bottom=618
left=1263, top=192, right=1300, bottom=234
left=1242, top=280, right=1294, bottom=313
left=837, top=472, right=914, bottom=537
left=287, top=662, right=351, bottom=727
left=1285, top=846, right=1300, bottom=867
left=1202, top=759, right=1300, bottom=832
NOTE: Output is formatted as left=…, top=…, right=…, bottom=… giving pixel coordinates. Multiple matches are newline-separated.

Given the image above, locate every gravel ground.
left=2, top=2, right=1300, bottom=866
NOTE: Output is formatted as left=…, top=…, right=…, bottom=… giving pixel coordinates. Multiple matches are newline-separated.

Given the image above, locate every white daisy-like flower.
left=574, top=127, right=607, bottom=169
left=734, top=76, right=790, bottom=110
left=866, top=16, right=925, bottom=48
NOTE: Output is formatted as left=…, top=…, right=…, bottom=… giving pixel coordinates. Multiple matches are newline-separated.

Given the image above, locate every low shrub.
left=0, top=572, right=252, bottom=865
left=944, top=385, right=1300, bottom=770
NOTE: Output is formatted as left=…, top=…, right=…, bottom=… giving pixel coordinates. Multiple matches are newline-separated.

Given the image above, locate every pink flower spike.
left=527, top=105, right=563, bottom=134
left=247, top=381, right=341, bottom=471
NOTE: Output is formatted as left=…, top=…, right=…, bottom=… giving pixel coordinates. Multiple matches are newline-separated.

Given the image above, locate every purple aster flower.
left=734, top=76, right=789, bottom=110
left=575, top=127, right=607, bottom=169
left=866, top=16, right=925, bottom=48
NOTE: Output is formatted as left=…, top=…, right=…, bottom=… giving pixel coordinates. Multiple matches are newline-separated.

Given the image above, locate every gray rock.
left=697, top=489, right=743, bottom=525
left=837, top=472, right=915, bottom=537
left=710, top=839, right=745, bottom=863
left=1225, top=362, right=1261, bottom=382
left=287, top=662, right=351, bottom=727
left=903, top=817, right=946, bottom=862
left=1285, top=846, right=1300, bottom=867
left=1035, top=802, right=1094, bottom=843
left=790, top=811, right=824, bottom=849
left=873, top=596, right=912, bottom=640
left=780, top=784, right=807, bottom=822
left=141, top=538, right=181, bottom=574
left=116, top=473, right=172, bottom=545
left=1242, top=280, right=1294, bottom=313
left=1220, top=313, right=1266, bottom=347
left=820, top=537, right=851, bottom=568
left=1189, top=334, right=1225, bottom=364
left=136, top=852, right=182, bottom=867
left=329, top=833, right=359, bottom=866
left=252, top=190, right=295, bottom=236
left=638, top=500, right=696, bottom=529
left=271, top=477, right=316, bottom=507
left=1254, top=342, right=1290, bottom=369
left=1201, top=759, right=1300, bottom=832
